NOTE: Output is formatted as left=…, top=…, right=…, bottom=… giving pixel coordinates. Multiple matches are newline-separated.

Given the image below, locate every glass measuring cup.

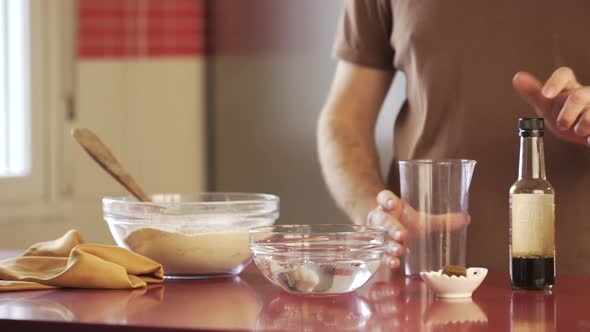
left=399, top=159, right=476, bottom=277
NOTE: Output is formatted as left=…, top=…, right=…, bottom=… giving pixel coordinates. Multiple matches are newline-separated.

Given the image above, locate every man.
left=317, top=0, right=590, bottom=273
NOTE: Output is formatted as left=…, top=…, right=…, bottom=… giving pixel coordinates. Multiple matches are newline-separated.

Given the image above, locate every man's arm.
left=317, top=61, right=395, bottom=225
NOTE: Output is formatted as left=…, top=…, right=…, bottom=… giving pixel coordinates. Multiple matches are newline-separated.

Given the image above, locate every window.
left=0, top=0, right=29, bottom=178
left=0, top=0, right=73, bottom=213
left=0, top=0, right=43, bottom=203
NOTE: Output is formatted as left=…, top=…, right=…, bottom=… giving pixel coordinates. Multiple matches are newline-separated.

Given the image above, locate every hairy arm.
left=317, top=61, right=395, bottom=225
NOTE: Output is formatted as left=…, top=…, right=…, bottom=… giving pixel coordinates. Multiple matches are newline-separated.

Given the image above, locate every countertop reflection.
left=0, top=285, right=163, bottom=323
left=361, top=268, right=491, bottom=332
left=0, top=276, right=261, bottom=330
left=1, top=261, right=590, bottom=331
left=256, top=291, right=380, bottom=331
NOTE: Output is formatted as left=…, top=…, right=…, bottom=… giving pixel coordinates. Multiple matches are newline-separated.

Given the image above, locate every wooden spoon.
left=71, top=128, right=151, bottom=202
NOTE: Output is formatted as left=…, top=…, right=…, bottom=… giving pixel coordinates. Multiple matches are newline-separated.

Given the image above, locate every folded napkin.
left=0, top=230, right=164, bottom=291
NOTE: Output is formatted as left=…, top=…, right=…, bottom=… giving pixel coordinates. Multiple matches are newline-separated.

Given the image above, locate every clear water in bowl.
left=254, top=255, right=382, bottom=294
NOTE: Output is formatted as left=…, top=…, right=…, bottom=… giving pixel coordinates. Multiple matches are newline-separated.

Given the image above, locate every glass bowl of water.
left=249, top=224, right=388, bottom=295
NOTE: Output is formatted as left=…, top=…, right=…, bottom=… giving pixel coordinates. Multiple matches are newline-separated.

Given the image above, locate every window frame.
left=0, top=0, right=75, bottom=219
left=0, top=0, right=42, bottom=201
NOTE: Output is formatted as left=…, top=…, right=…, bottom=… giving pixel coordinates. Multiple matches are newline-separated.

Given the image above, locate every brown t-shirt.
left=334, top=0, right=590, bottom=273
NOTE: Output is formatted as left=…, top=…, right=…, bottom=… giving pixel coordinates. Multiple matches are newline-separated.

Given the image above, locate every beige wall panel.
left=0, top=58, right=206, bottom=248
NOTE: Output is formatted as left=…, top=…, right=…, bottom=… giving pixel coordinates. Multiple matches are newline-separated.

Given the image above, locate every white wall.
left=0, top=58, right=206, bottom=248
left=212, top=1, right=407, bottom=225
left=377, top=73, right=407, bottom=177
left=0, top=0, right=406, bottom=248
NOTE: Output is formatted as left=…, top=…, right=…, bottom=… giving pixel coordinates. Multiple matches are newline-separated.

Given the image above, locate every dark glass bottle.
left=509, top=118, right=555, bottom=291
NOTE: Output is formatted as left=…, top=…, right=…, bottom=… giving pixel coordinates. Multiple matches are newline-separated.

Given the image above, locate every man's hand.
left=367, top=190, right=469, bottom=270
left=513, top=67, right=590, bottom=146
left=367, top=191, right=407, bottom=270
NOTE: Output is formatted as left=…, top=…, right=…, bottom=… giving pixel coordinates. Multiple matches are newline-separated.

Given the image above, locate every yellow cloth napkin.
left=0, top=230, right=164, bottom=291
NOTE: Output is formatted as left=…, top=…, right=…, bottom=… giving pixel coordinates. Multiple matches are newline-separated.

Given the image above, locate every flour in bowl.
left=123, top=228, right=252, bottom=276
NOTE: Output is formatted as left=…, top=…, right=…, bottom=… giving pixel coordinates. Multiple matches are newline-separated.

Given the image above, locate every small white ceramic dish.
left=420, top=267, right=488, bottom=299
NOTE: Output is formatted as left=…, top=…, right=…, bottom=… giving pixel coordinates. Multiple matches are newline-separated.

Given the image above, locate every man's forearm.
left=317, top=62, right=394, bottom=225
left=317, top=109, right=386, bottom=225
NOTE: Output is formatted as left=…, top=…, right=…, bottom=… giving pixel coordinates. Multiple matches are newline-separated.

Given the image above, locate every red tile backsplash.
left=78, top=0, right=205, bottom=58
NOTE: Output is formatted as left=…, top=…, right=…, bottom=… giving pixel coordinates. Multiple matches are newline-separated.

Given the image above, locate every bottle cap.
left=519, top=118, right=544, bottom=137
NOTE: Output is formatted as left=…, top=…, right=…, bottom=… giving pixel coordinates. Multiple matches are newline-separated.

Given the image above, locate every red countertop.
left=0, top=250, right=587, bottom=331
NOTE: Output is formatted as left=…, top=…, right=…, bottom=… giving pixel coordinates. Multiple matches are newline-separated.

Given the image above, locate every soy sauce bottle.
left=509, top=118, right=555, bottom=291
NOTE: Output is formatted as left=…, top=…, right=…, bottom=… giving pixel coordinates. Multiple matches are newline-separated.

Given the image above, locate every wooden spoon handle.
left=72, top=128, right=152, bottom=202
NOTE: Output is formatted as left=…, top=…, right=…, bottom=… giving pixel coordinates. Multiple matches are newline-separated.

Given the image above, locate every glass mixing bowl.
left=103, top=192, right=279, bottom=279
left=249, top=225, right=388, bottom=295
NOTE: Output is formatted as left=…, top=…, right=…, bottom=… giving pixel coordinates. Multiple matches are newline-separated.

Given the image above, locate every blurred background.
left=0, top=0, right=405, bottom=247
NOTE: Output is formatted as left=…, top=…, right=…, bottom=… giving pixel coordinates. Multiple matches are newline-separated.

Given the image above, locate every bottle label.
left=511, top=193, right=555, bottom=257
